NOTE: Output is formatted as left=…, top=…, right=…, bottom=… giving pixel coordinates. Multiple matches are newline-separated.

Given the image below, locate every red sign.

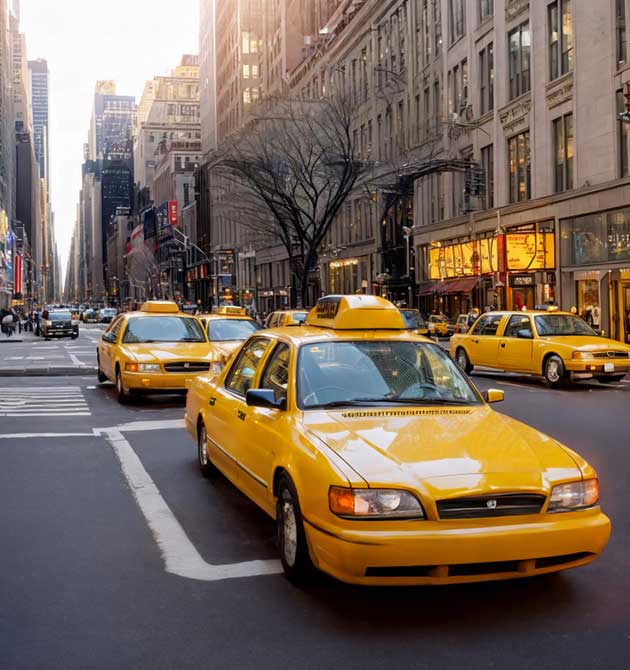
left=14, top=254, right=22, bottom=295
left=168, top=200, right=178, bottom=226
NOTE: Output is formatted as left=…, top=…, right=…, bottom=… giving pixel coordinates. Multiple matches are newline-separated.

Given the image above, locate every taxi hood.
left=301, top=406, right=581, bottom=494
left=120, top=342, right=214, bottom=362
left=543, top=335, right=629, bottom=352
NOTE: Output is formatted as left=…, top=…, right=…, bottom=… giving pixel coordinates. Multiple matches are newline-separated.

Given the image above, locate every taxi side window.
left=107, top=317, right=124, bottom=341
left=471, top=314, right=502, bottom=336
left=504, top=315, right=532, bottom=338
left=260, top=342, right=290, bottom=402
left=226, top=338, right=270, bottom=397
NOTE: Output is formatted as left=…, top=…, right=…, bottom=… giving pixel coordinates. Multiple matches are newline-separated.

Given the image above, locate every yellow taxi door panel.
left=102, top=317, right=123, bottom=378
left=209, top=338, right=272, bottom=486
left=498, top=315, right=535, bottom=372
left=237, top=342, right=291, bottom=511
left=468, top=314, right=504, bottom=367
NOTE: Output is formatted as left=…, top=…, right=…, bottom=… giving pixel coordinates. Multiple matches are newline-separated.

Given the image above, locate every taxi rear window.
left=208, top=318, right=261, bottom=342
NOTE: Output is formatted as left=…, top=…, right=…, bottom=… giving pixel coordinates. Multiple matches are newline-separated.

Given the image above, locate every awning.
left=438, top=277, right=479, bottom=295
left=417, top=282, right=435, bottom=296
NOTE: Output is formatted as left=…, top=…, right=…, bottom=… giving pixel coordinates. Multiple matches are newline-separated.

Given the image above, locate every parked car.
left=398, top=308, right=429, bottom=336
left=99, top=308, right=118, bottom=324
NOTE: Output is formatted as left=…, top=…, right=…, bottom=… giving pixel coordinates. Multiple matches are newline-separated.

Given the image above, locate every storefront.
left=560, top=206, right=630, bottom=341
left=327, top=256, right=371, bottom=295
left=420, top=221, right=556, bottom=317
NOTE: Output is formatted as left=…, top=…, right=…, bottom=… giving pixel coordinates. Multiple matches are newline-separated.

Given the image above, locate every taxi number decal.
left=316, top=297, right=341, bottom=319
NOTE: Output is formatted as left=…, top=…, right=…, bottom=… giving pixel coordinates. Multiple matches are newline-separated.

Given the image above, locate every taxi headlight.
left=572, top=351, right=592, bottom=360
left=329, top=487, right=425, bottom=520
left=124, top=362, right=139, bottom=372
left=547, top=479, right=599, bottom=513
left=44, top=320, right=52, bottom=326
left=138, top=363, right=161, bottom=373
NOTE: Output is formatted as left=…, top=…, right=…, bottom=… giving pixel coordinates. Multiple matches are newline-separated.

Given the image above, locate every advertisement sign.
left=429, top=240, right=498, bottom=280
left=506, top=232, right=555, bottom=270
left=168, top=200, right=178, bottom=226
left=157, top=203, right=173, bottom=243
left=143, top=208, right=156, bottom=240
left=14, top=254, right=22, bottom=296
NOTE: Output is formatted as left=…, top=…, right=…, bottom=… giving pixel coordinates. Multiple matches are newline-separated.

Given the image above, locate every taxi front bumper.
left=122, top=370, right=205, bottom=391
left=304, top=508, right=610, bottom=586
left=565, top=358, right=630, bottom=379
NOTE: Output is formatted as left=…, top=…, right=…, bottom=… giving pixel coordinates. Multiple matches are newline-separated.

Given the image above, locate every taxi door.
left=99, top=317, right=124, bottom=379
left=237, top=341, right=292, bottom=514
left=466, top=314, right=504, bottom=367
left=497, top=314, right=534, bottom=372
left=207, top=337, right=271, bottom=485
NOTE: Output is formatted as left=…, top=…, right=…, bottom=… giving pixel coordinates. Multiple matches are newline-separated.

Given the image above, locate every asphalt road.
left=1, top=370, right=629, bottom=670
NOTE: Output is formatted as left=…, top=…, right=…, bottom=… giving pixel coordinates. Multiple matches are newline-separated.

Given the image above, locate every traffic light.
left=625, top=81, right=630, bottom=116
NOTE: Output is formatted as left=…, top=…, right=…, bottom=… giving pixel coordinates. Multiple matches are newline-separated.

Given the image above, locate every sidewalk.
left=0, top=329, right=40, bottom=343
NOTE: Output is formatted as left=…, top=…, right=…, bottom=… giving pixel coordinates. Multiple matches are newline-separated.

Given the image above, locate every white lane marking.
left=0, top=432, right=95, bottom=439
left=100, top=426, right=282, bottom=582
left=0, top=413, right=91, bottom=417
left=111, top=419, right=185, bottom=433
left=0, top=386, right=91, bottom=417
left=68, top=354, right=87, bottom=366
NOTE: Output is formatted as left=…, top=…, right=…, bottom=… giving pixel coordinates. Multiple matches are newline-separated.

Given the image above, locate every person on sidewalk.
left=2, top=311, right=15, bottom=337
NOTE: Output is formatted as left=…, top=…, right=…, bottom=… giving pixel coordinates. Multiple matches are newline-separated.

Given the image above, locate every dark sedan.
left=41, top=310, right=79, bottom=339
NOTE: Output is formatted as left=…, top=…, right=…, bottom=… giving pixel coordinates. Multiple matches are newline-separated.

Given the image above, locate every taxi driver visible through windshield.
left=122, top=316, right=206, bottom=343
left=297, top=340, right=479, bottom=409
left=208, top=318, right=261, bottom=342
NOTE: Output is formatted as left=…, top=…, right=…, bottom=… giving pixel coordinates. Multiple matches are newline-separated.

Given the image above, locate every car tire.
left=97, top=355, right=107, bottom=384
left=276, top=474, right=314, bottom=585
left=71, top=334, right=78, bottom=340
left=544, top=355, right=566, bottom=388
left=197, top=421, right=216, bottom=478
left=116, top=367, right=131, bottom=404
left=596, top=375, right=625, bottom=384
left=456, top=348, right=473, bottom=375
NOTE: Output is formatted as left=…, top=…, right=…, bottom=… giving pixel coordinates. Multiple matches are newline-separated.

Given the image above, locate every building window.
left=508, top=131, right=531, bottom=203
left=479, top=43, right=494, bottom=115
left=617, top=0, right=627, bottom=67
left=553, top=113, right=574, bottom=193
left=508, top=22, right=531, bottom=99
left=549, top=0, right=574, bottom=80
left=479, top=0, right=493, bottom=23
left=422, top=0, right=431, bottom=66
left=449, top=0, right=465, bottom=44
left=433, top=79, right=441, bottom=130
left=433, top=0, right=442, bottom=58
left=481, top=144, right=494, bottom=209
left=183, top=182, right=190, bottom=207
left=423, top=86, right=430, bottom=138
left=617, top=89, right=629, bottom=177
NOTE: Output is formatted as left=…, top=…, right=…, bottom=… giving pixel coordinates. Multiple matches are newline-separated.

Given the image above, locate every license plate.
left=604, top=363, right=615, bottom=373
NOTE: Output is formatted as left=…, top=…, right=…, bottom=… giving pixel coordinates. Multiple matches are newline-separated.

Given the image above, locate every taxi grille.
left=164, top=362, right=210, bottom=373
left=591, top=351, right=629, bottom=359
left=437, top=493, right=546, bottom=519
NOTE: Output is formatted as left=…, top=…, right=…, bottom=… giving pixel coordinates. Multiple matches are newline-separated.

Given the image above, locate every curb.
left=0, top=339, right=25, bottom=343
left=0, top=366, right=98, bottom=377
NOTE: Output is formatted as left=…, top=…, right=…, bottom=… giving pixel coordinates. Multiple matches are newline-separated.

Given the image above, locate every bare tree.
left=211, top=94, right=372, bottom=307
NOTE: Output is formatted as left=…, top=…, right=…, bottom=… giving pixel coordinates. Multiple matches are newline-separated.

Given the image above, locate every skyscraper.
left=28, top=58, right=49, bottom=181
left=88, top=81, right=136, bottom=161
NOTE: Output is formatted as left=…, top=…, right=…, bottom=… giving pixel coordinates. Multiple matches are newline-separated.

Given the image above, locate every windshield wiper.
left=310, top=397, right=474, bottom=409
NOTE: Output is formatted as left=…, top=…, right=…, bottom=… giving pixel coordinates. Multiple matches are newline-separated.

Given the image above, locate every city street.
left=1, top=368, right=628, bottom=669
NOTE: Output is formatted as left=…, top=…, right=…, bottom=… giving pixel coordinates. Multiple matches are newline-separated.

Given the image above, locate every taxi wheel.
left=456, top=348, right=473, bottom=375
left=116, top=367, right=131, bottom=404
left=544, top=355, right=566, bottom=388
left=97, top=355, right=107, bottom=383
left=197, top=421, right=216, bottom=478
left=276, top=474, right=314, bottom=584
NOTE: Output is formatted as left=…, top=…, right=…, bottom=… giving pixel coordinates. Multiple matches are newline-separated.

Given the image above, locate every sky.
left=19, top=0, right=199, bottom=284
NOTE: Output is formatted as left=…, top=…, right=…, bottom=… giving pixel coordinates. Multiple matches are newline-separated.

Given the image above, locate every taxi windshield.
left=122, top=316, right=206, bottom=343
left=208, top=318, right=261, bottom=341
left=534, top=314, right=597, bottom=337
left=400, top=309, right=427, bottom=329
left=298, top=341, right=479, bottom=409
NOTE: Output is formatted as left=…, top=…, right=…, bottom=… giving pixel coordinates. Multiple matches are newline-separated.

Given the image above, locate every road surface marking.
left=0, top=432, right=95, bottom=439
left=99, top=424, right=282, bottom=582
left=0, top=386, right=91, bottom=417
left=69, top=354, right=86, bottom=366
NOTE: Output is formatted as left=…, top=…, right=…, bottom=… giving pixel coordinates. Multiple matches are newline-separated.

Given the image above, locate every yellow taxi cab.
left=427, top=314, right=449, bottom=337
left=265, top=309, right=309, bottom=328
left=97, top=300, right=218, bottom=403
left=185, top=295, right=610, bottom=586
left=399, top=308, right=429, bottom=336
left=450, top=308, right=630, bottom=387
left=197, top=306, right=262, bottom=361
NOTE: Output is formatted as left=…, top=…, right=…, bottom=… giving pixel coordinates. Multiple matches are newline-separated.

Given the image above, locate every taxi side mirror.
left=483, top=389, right=504, bottom=404
left=246, top=389, right=286, bottom=410
left=102, top=332, right=116, bottom=343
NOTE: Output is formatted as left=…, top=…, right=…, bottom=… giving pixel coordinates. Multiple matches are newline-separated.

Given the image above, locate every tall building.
left=87, top=81, right=136, bottom=161
left=28, top=58, right=48, bottom=181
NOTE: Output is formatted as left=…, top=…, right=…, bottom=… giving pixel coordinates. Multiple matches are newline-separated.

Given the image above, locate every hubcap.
left=281, top=497, right=298, bottom=567
left=199, top=426, right=208, bottom=466
left=458, top=351, right=467, bottom=369
left=547, top=360, right=561, bottom=383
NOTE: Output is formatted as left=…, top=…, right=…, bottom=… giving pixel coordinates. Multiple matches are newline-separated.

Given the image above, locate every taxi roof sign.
left=213, top=306, right=247, bottom=316
left=305, top=295, right=406, bottom=330
left=140, top=300, right=180, bottom=314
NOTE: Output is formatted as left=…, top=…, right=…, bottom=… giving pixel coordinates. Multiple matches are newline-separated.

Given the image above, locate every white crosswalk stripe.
left=0, top=387, right=91, bottom=417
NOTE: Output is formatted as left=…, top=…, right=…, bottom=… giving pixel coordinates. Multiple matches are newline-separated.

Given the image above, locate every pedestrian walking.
left=2, top=311, right=15, bottom=337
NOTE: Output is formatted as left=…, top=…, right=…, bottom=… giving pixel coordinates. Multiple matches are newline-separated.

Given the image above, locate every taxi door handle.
left=237, top=409, right=246, bottom=422
left=472, top=338, right=479, bottom=344
left=500, top=342, right=506, bottom=348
